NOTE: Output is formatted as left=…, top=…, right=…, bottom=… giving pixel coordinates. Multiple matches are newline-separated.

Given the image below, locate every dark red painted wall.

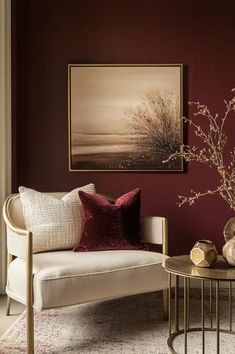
left=12, top=0, right=235, bottom=255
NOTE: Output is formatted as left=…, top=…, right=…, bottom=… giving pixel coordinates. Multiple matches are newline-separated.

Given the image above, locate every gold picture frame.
left=68, top=64, right=183, bottom=172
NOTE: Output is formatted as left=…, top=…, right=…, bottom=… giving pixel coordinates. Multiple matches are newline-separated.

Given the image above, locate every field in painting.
left=71, top=133, right=180, bottom=170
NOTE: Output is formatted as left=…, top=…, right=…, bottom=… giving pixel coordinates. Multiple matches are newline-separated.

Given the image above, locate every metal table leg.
left=210, top=280, right=213, bottom=328
left=216, top=281, right=220, bottom=354
left=175, top=275, right=179, bottom=332
left=201, top=280, right=205, bottom=354
left=184, top=277, right=188, bottom=354
left=187, top=278, right=190, bottom=329
left=169, top=273, right=172, bottom=340
left=229, top=282, right=232, bottom=332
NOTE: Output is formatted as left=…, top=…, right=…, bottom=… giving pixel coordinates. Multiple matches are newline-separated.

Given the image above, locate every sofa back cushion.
left=19, top=184, right=96, bottom=253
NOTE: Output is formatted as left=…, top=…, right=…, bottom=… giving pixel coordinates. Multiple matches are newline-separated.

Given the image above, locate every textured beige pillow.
left=19, top=184, right=96, bottom=253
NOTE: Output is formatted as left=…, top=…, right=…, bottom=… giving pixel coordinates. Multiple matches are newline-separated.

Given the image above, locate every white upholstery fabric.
left=18, top=184, right=96, bottom=253
left=6, top=250, right=169, bottom=310
left=6, top=228, right=27, bottom=260
left=141, top=216, right=165, bottom=244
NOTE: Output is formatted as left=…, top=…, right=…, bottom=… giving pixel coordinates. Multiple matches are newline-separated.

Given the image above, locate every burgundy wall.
left=12, top=0, right=235, bottom=255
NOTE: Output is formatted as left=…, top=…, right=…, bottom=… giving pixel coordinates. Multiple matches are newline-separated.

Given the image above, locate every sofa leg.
left=163, top=289, right=168, bottom=321
left=6, top=254, right=13, bottom=316
left=27, top=304, right=34, bottom=354
left=26, top=232, right=34, bottom=354
left=6, top=296, right=11, bottom=316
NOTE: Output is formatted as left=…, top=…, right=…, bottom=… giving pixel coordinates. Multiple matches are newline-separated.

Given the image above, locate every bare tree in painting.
left=127, top=89, right=181, bottom=155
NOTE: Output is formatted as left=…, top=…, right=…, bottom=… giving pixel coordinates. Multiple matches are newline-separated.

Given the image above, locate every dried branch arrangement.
left=164, top=89, right=235, bottom=210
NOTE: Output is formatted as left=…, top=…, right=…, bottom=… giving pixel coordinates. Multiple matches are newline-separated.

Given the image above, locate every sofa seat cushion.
left=6, top=250, right=168, bottom=310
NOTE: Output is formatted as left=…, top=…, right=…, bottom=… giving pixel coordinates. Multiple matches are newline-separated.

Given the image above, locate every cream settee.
left=3, top=191, right=169, bottom=354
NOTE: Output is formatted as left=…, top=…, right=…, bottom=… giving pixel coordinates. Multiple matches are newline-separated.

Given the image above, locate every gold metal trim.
left=210, top=280, right=213, bottom=328
left=201, top=280, right=205, bottom=354
left=187, top=278, right=190, bottom=330
left=169, top=273, right=172, bottom=338
left=68, top=63, right=184, bottom=172
left=175, top=275, right=179, bottom=332
left=229, top=282, right=232, bottom=332
left=184, top=277, right=188, bottom=354
left=216, top=281, right=220, bottom=354
left=168, top=328, right=235, bottom=354
left=163, top=268, right=235, bottom=282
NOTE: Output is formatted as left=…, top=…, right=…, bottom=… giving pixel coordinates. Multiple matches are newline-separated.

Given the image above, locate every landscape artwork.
left=68, top=64, right=183, bottom=171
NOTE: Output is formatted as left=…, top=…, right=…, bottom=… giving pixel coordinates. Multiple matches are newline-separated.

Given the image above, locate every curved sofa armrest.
left=141, top=216, right=168, bottom=255
left=3, top=194, right=28, bottom=236
left=3, top=195, right=32, bottom=259
left=3, top=194, right=34, bottom=348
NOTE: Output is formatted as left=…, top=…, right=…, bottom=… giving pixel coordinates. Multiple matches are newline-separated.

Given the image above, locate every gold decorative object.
left=223, top=217, right=235, bottom=243
left=190, top=240, right=217, bottom=267
left=222, top=218, right=235, bottom=266
left=223, top=237, right=235, bottom=266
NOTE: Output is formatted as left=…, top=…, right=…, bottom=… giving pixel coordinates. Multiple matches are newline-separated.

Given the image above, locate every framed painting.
left=68, top=64, right=183, bottom=171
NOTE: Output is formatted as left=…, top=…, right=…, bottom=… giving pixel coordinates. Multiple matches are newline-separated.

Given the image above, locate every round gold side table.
left=162, top=255, right=235, bottom=354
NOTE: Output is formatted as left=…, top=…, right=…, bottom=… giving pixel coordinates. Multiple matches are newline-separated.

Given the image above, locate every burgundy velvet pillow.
left=73, top=188, right=148, bottom=252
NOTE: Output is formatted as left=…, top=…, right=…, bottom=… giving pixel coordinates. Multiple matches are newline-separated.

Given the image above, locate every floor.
left=0, top=295, right=25, bottom=336
left=1, top=290, right=235, bottom=354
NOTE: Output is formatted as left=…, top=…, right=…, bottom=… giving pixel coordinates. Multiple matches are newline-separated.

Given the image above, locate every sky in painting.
left=70, top=66, right=181, bottom=134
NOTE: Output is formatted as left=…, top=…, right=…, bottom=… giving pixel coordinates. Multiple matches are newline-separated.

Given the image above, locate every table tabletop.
left=163, top=255, right=235, bottom=281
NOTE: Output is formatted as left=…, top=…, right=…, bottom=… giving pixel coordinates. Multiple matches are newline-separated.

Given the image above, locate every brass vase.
left=223, top=217, right=235, bottom=266
left=223, top=237, right=235, bottom=266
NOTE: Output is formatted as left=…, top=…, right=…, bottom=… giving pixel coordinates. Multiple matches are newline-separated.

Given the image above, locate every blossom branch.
left=164, top=88, right=235, bottom=211
left=177, top=187, right=221, bottom=207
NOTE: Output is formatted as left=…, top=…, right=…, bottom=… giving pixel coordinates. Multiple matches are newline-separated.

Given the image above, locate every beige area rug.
left=1, top=291, right=235, bottom=354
